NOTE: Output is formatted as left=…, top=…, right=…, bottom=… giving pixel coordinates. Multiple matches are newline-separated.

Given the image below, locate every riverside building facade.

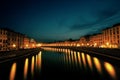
left=41, top=23, right=120, bottom=48
left=0, top=28, right=36, bottom=51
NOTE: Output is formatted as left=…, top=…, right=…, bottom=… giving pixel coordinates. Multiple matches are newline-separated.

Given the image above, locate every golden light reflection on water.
left=77, top=52, right=82, bottom=67
left=74, top=51, right=78, bottom=67
left=81, top=53, right=86, bottom=67
left=24, top=58, right=29, bottom=80
left=31, top=56, right=35, bottom=77
left=93, top=57, right=102, bottom=74
left=71, top=50, right=74, bottom=66
left=36, top=55, right=38, bottom=69
left=86, top=54, right=92, bottom=70
left=37, top=51, right=42, bottom=72
left=9, top=62, right=17, bottom=80
left=104, top=62, right=116, bottom=79
left=68, top=52, right=71, bottom=66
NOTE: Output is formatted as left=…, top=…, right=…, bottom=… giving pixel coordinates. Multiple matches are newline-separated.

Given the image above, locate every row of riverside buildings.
left=42, top=23, right=120, bottom=48
left=0, top=28, right=36, bottom=51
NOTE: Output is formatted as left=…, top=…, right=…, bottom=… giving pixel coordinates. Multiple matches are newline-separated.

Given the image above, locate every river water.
left=0, top=47, right=119, bottom=80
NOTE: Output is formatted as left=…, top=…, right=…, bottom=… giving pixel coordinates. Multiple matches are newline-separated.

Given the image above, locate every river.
left=0, top=47, right=119, bottom=80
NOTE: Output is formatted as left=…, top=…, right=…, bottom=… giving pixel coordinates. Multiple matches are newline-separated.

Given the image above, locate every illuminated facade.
left=29, top=39, right=36, bottom=48
left=24, top=36, right=30, bottom=49
left=41, top=23, right=120, bottom=48
left=89, top=33, right=102, bottom=47
left=0, top=29, right=7, bottom=51
left=0, top=28, right=36, bottom=51
left=102, top=24, right=120, bottom=48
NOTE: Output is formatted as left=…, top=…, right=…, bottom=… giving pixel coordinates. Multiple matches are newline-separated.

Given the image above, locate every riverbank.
left=0, top=48, right=41, bottom=62
left=41, top=46, right=120, bottom=61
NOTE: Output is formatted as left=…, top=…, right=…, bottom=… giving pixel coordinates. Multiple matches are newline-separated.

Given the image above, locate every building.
left=40, top=23, right=120, bottom=49
left=102, top=23, right=120, bottom=48
left=29, top=38, right=36, bottom=48
left=0, top=28, right=8, bottom=51
left=0, top=28, right=25, bottom=51
left=89, top=33, right=102, bottom=47
left=79, top=35, right=90, bottom=47
left=0, top=28, right=36, bottom=51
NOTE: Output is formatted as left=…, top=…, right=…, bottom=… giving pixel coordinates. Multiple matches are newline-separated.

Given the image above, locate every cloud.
left=70, top=23, right=96, bottom=31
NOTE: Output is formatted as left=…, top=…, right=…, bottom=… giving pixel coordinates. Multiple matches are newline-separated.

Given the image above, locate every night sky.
left=1, top=0, right=120, bottom=42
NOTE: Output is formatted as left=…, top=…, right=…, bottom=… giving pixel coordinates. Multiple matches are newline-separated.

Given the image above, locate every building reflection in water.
left=37, top=51, right=42, bottom=72
left=9, top=62, right=17, bottom=80
left=81, top=52, right=86, bottom=68
left=31, top=56, right=35, bottom=78
left=104, top=62, right=116, bottom=80
left=86, top=54, right=93, bottom=71
left=77, top=52, right=82, bottom=68
left=74, top=51, right=78, bottom=68
left=93, top=57, right=102, bottom=74
left=24, top=58, right=29, bottom=80
left=42, top=47, right=117, bottom=80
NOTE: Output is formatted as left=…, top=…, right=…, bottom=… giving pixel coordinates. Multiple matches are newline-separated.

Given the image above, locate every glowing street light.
left=13, top=44, right=16, bottom=48
left=106, top=42, right=109, bottom=46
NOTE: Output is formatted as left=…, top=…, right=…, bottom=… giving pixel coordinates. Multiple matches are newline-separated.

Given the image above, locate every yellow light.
left=24, top=58, right=29, bottom=80
left=87, top=43, right=89, bottom=46
left=26, top=44, right=28, bottom=47
left=37, top=44, right=42, bottom=47
left=9, top=63, right=17, bottom=80
left=93, top=57, right=102, bottom=74
left=32, top=44, right=35, bottom=47
left=94, top=43, right=97, bottom=46
left=77, top=44, right=80, bottom=47
left=87, top=54, right=92, bottom=70
left=81, top=43, right=84, bottom=46
left=106, top=42, right=109, bottom=46
left=13, top=44, right=16, bottom=48
left=104, top=62, right=116, bottom=79
left=31, top=56, right=35, bottom=77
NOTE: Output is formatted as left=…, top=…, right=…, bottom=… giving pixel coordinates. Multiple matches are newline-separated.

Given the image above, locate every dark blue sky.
left=1, top=0, right=120, bottom=42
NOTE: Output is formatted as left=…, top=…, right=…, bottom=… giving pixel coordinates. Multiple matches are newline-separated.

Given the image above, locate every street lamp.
left=13, top=44, right=16, bottom=48
left=106, top=42, right=109, bottom=46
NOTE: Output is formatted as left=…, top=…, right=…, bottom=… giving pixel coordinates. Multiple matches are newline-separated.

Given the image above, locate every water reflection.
left=77, top=52, right=82, bottom=68
left=81, top=52, right=86, bottom=68
left=86, top=54, right=92, bottom=71
left=104, top=62, right=116, bottom=80
left=24, top=58, right=29, bottom=80
left=37, top=51, right=42, bottom=72
left=31, top=56, right=35, bottom=77
left=9, top=62, right=17, bottom=80
left=93, top=57, right=102, bottom=74
left=42, top=47, right=118, bottom=80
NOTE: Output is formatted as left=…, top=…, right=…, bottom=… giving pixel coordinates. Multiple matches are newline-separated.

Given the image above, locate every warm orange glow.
left=81, top=53, right=86, bottom=67
left=32, top=44, right=35, bottom=47
left=26, top=44, right=28, bottom=47
left=24, top=58, right=29, bottom=80
left=31, top=56, right=35, bottom=76
left=74, top=51, right=77, bottom=66
left=87, top=43, right=89, bottom=46
left=36, top=43, right=42, bottom=47
left=77, top=44, right=80, bottom=47
left=12, top=44, right=16, bottom=48
left=77, top=52, right=82, bottom=67
left=104, top=62, right=116, bottom=79
left=81, top=43, right=84, bottom=46
left=106, top=42, right=109, bottom=46
left=71, top=50, right=74, bottom=65
left=37, top=51, right=42, bottom=72
left=9, top=63, right=17, bottom=80
left=86, top=54, right=92, bottom=70
left=93, top=57, right=102, bottom=74
left=68, top=52, right=71, bottom=66
left=94, top=43, right=97, bottom=46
